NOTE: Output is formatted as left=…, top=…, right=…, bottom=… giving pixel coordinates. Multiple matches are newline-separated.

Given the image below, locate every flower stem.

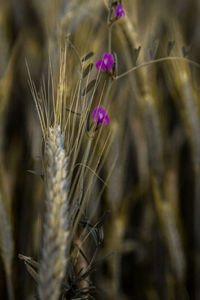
left=107, top=0, right=113, bottom=53
left=108, top=26, right=112, bottom=53
left=114, top=56, right=200, bottom=80
left=103, top=77, right=113, bottom=107
left=79, top=137, right=93, bottom=205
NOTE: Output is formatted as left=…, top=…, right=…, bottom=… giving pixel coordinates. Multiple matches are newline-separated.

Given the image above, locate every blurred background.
left=0, top=0, right=200, bottom=299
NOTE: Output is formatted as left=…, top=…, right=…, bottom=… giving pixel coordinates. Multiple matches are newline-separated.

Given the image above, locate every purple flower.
left=96, top=53, right=114, bottom=71
left=114, top=4, right=125, bottom=17
left=92, top=106, right=110, bottom=125
left=96, top=59, right=107, bottom=71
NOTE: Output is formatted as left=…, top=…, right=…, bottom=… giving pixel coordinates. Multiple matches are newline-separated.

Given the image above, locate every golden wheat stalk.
left=38, top=125, right=70, bottom=300
left=0, top=191, right=14, bottom=300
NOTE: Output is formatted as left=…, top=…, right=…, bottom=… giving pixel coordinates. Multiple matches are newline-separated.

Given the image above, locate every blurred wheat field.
left=0, top=0, right=200, bottom=299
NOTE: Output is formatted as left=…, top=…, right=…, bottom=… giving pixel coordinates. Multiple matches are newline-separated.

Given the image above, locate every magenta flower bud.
left=92, top=106, right=110, bottom=125
left=114, top=4, right=125, bottom=17
left=96, top=53, right=114, bottom=71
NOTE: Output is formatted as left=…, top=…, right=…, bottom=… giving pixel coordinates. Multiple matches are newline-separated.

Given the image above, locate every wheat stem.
left=0, top=192, right=14, bottom=300
left=115, top=56, right=200, bottom=80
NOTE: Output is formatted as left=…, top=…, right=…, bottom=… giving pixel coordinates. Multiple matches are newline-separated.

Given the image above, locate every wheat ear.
left=38, top=125, right=70, bottom=300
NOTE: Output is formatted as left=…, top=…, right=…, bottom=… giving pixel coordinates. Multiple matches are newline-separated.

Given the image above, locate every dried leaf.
left=82, top=63, right=93, bottom=78
left=82, top=79, right=96, bottom=96
left=82, top=52, right=94, bottom=62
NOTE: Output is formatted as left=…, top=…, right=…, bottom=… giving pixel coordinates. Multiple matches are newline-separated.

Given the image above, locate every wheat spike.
left=38, top=125, right=70, bottom=300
